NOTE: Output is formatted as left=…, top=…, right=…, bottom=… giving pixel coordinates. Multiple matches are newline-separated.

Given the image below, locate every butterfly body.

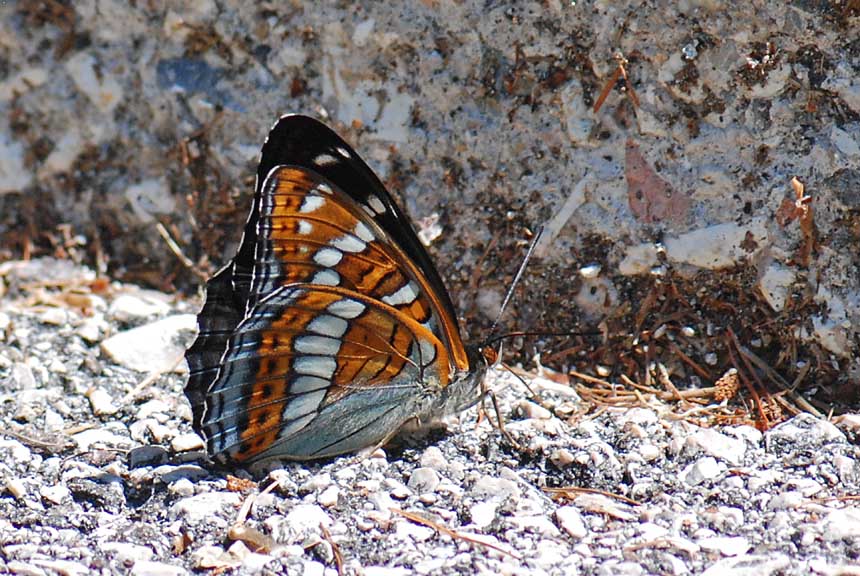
left=185, top=115, right=486, bottom=464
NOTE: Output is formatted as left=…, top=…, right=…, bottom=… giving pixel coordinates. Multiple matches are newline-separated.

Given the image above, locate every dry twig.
left=390, top=508, right=521, bottom=560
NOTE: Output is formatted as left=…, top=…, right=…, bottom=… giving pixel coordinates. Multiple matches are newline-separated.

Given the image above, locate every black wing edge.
left=184, top=265, right=251, bottom=432
left=258, top=114, right=459, bottom=325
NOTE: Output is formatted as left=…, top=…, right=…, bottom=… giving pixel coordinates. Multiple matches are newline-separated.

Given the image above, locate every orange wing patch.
left=261, top=167, right=448, bottom=343
left=224, top=284, right=449, bottom=459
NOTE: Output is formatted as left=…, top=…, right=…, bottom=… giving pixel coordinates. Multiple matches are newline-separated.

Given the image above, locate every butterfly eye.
left=481, top=347, right=498, bottom=365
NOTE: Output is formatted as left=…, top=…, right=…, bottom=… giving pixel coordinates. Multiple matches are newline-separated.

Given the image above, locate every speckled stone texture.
left=0, top=2, right=858, bottom=397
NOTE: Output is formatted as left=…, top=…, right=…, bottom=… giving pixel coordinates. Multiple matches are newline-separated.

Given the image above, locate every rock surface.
left=0, top=1, right=856, bottom=390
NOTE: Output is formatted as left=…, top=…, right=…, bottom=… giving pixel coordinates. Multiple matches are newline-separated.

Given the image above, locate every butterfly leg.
left=480, top=381, right=524, bottom=452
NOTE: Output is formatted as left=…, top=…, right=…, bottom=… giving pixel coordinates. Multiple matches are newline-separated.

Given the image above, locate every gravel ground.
left=1, top=258, right=860, bottom=576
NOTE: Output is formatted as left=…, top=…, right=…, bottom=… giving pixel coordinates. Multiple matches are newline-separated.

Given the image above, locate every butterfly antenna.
left=488, top=225, right=544, bottom=339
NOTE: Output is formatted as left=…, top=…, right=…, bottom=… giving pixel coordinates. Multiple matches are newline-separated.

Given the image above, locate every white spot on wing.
left=313, top=153, right=339, bottom=167
left=314, top=247, right=343, bottom=266
left=291, top=375, right=331, bottom=394
left=335, top=146, right=351, bottom=158
left=327, top=298, right=365, bottom=319
left=307, top=314, right=348, bottom=338
left=418, top=338, right=437, bottom=366
left=293, top=356, right=337, bottom=379
left=331, top=234, right=366, bottom=253
left=214, top=429, right=238, bottom=453
left=294, top=335, right=341, bottom=356
left=382, top=281, right=420, bottom=306
left=298, top=220, right=313, bottom=235
left=316, top=182, right=333, bottom=195
left=286, top=389, right=327, bottom=418
left=300, top=195, right=325, bottom=213
left=312, top=269, right=341, bottom=286
left=367, top=196, right=386, bottom=214
left=354, top=221, right=375, bottom=242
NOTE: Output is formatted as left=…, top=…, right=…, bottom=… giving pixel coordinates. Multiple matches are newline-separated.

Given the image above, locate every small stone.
left=77, top=316, right=106, bottom=343
left=40, top=484, right=72, bottom=505
left=65, top=52, right=123, bottom=115
left=408, top=468, right=440, bottom=493
left=301, top=561, right=327, bottom=576
left=556, top=506, right=588, bottom=539
left=356, top=518, right=375, bottom=532
left=550, top=448, right=576, bottom=467
left=240, top=551, right=274, bottom=572
left=757, top=263, right=795, bottom=313
left=639, top=443, right=661, bottom=461
left=136, top=399, right=172, bottom=420
left=0, top=439, right=32, bottom=464
left=765, top=414, right=845, bottom=455
left=664, top=219, right=768, bottom=270
left=698, top=536, right=750, bottom=557
left=301, top=472, right=332, bottom=492
left=833, top=455, right=857, bottom=484
left=171, top=433, right=204, bottom=453
left=47, top=358, right=67, bottom=374
left=834, top=413, right=860, bottom=434
left=130, top=560, right=188, bottom=575
left=619, top=243, right=660, bottom=276
left=72, top=427, right=132, bottom=452
left=317, top=486, right=339, bottom=508
left=170, top=492, right=242, bottom=525
left=700, top=554, right=790, bottom=576
left=418, top=493, right=437, bottom=505
left=766, top=491, right=802, bottom=511
left=831, top=125, right=860, bottom=157
left=469, top=474, right=519, bottom=500
left=684, top=427, right=746, bottom=466
left=470, top=502, right=497, bottom=528
left=517, top=399, right=553, bottom=420
left=823, top=508, right=860, bottom=540
left=0, top=132, right=33, bottom=193
left=11, top=362, right=37, bottom=390
left=39, top=308, right=69, bottom=326
left=29, top=560, right=89, bottom=576
left=419, top=446, right=447, bottom=470
left=87, top=387, right=119, bottom=416
left=101, top=542, right=154, bottom=564
left=168, top=478, right=195, bottom=497
left=6, top=478, right=27, bottom=499
left=389, top=484, right=411, bottom=500
left=786, top=477, right=823, bottom=497
left=618, top=408, right=659, bottom=426
left=108, top=293, right=172, bottom=322
left=680, top=457, right=722, bottom=486
left=284, top=504, right=332, bottom=536
left=192, top=544, right=239, bottom=570
left=579, top=264, right=601, bottom=278
left=395, top=519, right=435, bottom=542
left=100, top=314, right=196, bottom=373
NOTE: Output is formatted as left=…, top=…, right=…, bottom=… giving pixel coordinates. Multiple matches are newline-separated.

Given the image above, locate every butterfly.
left=184, top=115, right=489, bottom=464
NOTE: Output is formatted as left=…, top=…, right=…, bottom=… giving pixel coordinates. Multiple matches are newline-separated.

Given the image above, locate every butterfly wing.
left=185, top=115, right=478, bottom=463
left=201, top=283, right=454, bottom=462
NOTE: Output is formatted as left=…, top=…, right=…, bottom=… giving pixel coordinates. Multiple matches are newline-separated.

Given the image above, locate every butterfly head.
left=421, top=344, right=489, bottom=419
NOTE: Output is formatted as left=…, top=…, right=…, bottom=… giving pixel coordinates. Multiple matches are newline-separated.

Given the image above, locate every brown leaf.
left=625, top=140, right=690, bottom=223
